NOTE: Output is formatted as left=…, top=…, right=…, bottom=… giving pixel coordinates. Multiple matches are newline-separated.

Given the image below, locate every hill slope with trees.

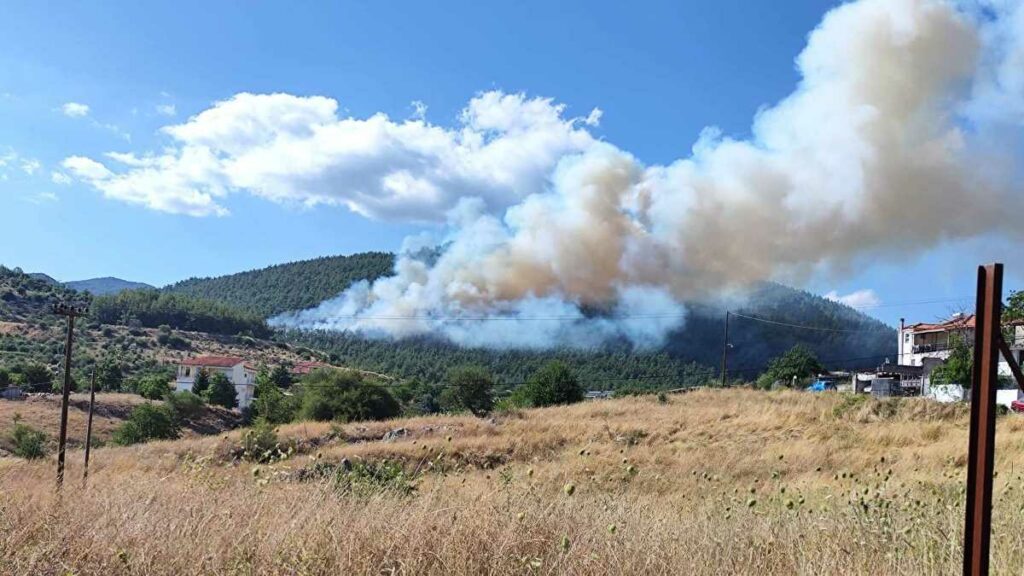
left=164, top=252, right=395, bottom=317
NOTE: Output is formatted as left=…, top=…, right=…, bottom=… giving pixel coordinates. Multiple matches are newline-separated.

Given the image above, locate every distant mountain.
left=164, top=252, right=394, bottom=317
left=65, top=277, right=154, bottom=295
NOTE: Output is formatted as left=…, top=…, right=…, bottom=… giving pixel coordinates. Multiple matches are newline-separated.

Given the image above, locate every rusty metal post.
left=963, top=263, right=1002, bottom=576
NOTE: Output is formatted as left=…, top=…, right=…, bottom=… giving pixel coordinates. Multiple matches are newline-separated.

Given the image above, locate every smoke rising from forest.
left=270, top=0, right=1024, bottom=348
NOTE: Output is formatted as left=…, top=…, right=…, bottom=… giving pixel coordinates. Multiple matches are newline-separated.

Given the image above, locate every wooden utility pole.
left=53, top=302, right=88, bottom=489
left=83, top=367, right=97, bottom=482
left=720, top=311, right=730, bottom=386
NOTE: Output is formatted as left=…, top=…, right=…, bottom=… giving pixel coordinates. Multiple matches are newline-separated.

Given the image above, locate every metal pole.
left=721, top=311, right=730, bottom=386
left=56, top=312, right=76, bottom=488
left=963, top=263, right=1002, bottom=576
left=83, top=367, right=97, bottom=482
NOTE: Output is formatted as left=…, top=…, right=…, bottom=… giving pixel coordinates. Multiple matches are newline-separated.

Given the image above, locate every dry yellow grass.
left=0, top=393, right=240, bottom=454
left=3, top=389, right=1024, bottom=575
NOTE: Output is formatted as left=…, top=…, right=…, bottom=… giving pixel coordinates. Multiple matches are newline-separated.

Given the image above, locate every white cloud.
left=61, top=102, right=90, bottom=117
left=61, top=90, right=597, bottom=219
left=156, top=103, right=176, bottom=116
left=824, top=289, right=881, bottom=309
left=410, top=100, right=427, bottom=120
left=51, top=171, right=72, bottom=185
left=20, top=159, right=40, bottom=175
left=30, top=191, right=59, bottom=203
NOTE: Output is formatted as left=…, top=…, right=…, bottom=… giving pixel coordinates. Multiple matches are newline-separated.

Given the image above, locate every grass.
left=3, top=389, right=1024, bottom=574
left=0, top=393, right=241, bottom=454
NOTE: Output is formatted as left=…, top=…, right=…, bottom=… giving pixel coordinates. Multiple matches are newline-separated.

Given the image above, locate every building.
left=290, top=360, right=330, bottom=377
left=175, top=355, right=257, bottom=409
left=897, top=313, right=975, bottom=367
left=896, top=313, right=1024, bottom=391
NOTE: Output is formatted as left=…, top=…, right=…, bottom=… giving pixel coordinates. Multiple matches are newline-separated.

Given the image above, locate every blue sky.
left=0, top=0, right=1016, bottom=327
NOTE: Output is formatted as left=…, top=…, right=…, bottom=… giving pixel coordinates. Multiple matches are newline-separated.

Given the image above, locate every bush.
left=252, top=381, right=297, bottom=424
left=204, top=373, right=238, bottom=409
left=136, top=375, right=170, bottom=400
left=298, top=370, right=400, bottom=422
left=444, top=365, right=494, bottom=416
left=10, top=417, right=47, bottom=459
left=165, top=390, right=205, bottom=422
left=113, top=404, right=180, bottom=445
left=514, top=361, right=584, bottom=408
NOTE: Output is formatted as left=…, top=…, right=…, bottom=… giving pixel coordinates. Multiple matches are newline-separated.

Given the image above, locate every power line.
left=728, top=311, right=892, bottom=333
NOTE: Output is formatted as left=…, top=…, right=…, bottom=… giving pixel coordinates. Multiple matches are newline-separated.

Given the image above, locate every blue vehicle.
left=806, top=379, right=837, bottom=392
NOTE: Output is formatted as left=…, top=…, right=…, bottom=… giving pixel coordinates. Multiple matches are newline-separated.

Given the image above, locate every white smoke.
left=61, top=0, right=1024, bottom=349
left=270, top=0, right=1024, bottom=348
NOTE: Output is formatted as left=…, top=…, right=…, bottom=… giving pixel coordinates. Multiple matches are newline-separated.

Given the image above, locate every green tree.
left=113, top=403, right=180, bottom=445
left=96, top=356, right=124, bottom=391
left=298, top=369, right=400, bottom=422
left=191, top=368, right=210, bottom=397
left=21, top=363, right=52, bottom=390
left=136, top=375, right=171, bottom=400
left=0, top=368, right=10, bottom=388
left=515, top=361, right=584, bottom=407
left=164, top=390, right=205, bottom=422
left=444, top=365, right=494, bottom=416
left=756, top=345, right=824, bottom=388
left=269, top=364, right=293, bottom=388
left=204, top=372, right=238, bottom=409
left=931, top=334, right=972, bottom=387
left=252, top=374, right=297, bottom=424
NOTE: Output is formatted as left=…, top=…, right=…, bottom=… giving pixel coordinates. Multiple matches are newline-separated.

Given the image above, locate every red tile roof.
left=905, top=314, right=975, bottom=333
left=180, top=355, right=245, bottom=368
left=290, top=360, right=330, bottom=375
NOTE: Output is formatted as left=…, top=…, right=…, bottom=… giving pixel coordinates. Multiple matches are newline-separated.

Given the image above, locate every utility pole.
left=83, top=367, right=97, bottom=482
left=721, top=311, right=730, bottom=386
left=53, top=302, right=88, bottom=489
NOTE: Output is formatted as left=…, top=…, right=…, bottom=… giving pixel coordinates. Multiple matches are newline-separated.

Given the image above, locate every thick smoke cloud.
left=66, top=0, right=1024, bottom=349
left=272, top=0, right=1024, bottom=348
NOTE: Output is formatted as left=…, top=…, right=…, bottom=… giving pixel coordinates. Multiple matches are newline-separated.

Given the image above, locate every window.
left=185, top=367, right=191, bottom=377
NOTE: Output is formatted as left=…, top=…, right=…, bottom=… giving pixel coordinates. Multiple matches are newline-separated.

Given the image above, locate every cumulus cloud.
left=156, top=103, right=176, bottom=116
left=20, top=159, right=40, bottom=175
left=63, top=91, right=601, bottom=220
left=272, top=0, right=1024, bottom=349
left=51, top=171, right=72, bottom=185
left=61, top=102, right=90, bottom=117
left=825, top=289, right=881, bottom=309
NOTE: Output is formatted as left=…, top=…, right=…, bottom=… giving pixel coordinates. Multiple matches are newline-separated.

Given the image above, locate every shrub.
left=299, top=370, right=400, bottom=422
left=514, top=361, right=584, bottom=407
left=10, top=417, right=47, bottom=459
left=443, top=365, right=495, bottom=416
left=252, top=381, right=297, bottom=424
left=136, top=375, right=171, bottom=400
left=165, top=390, right=205, bottom=422
left=113, top=404, right=180, bottom=445
left=204, top=373, right=238, bottom=409
left=334, top=460, right=417, bottom=497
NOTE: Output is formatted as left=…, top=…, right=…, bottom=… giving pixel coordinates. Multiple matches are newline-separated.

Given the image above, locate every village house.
left=175, top=355, right=258, bottom=409
left=895, top=313, right=1024, bottom=404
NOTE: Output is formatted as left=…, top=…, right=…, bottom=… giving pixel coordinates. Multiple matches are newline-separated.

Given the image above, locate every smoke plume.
left=270, top=0, right=1024, bottom=348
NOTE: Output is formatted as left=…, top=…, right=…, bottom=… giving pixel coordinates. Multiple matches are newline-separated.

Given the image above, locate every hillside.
left=0, top=266, right=329, bottom=392
left=164, top=252, right=395, bottom=317
left=0, top=389, right=1014, bottom=574
left=156, top=251, right=896, bottom=385
left=0, top=392, right=241, bottom=455
left=64, top=277, right=154, bottom=295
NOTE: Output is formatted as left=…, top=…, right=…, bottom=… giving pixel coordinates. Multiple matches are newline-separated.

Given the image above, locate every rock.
left=340, top=457, right=352, bottom=471
left=382, top=427, right=408, bottom=442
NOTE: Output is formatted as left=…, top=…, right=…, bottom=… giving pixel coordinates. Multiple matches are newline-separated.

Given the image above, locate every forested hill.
left=164, top=252, right=394, bottom=317
left=158, top=250, right=895, bottom=383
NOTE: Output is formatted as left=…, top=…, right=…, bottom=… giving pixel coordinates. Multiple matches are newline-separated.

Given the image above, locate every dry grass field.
left=3, top=389, right=1024, bottom=575
left=0, top=393, right=241, bottom=455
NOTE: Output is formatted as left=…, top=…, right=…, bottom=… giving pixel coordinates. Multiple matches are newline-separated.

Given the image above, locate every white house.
left=897, top=314, right=1024, bottom=393
left=175, top=355, right=257, bottom=409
